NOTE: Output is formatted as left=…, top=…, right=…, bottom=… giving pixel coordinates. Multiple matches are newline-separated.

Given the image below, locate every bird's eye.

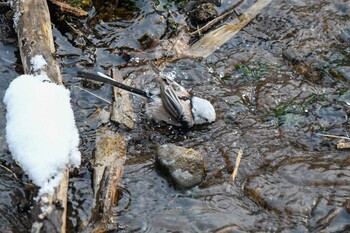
left=179, top=96, right=190, bottom=101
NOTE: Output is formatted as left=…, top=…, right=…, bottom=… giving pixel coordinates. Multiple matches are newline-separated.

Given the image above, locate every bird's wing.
left=160, top=80, right=185, bottom=122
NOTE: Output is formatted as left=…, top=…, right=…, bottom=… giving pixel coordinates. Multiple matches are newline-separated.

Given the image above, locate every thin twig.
left=0, top=164, right=21, bottom=181
left=232, top=148, right=243, bottom=181
left=73, top=85, right=112, bottom=104
left=190, top=0, right=244, bottom=36
left=0, top=163, right=32, bottom=186
left=48, top=0, right=88, bottom=17
left=337, top=142, right=350, bottom=149
left=316, top=133, right=350, bottom=141
left=0, top=56, right=18, bottom=66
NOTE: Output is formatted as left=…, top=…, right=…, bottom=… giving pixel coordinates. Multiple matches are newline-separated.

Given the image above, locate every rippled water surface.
left=1, top=0, right=350, bottom=232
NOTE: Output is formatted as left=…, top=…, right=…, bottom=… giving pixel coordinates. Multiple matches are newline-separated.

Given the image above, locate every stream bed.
left=1, top=0, right=350, bottom=232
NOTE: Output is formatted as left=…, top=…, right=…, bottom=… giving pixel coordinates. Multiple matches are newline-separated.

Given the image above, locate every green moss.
left=266, top=94, right=329, bottom=128
left=235, top=62, right=270, bottom=79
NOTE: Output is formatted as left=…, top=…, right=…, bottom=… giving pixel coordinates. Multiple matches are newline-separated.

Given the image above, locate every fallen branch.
left=90, top=68, right=135, bottom=231
left=93, top=128, right=127, bottom=225
left=48, top=0, right=88, bottom=17
left=232, top=148, right=243, bottom=181
left=188, top=0, right=272, bottom=58
left=337, top=142, right=350, bottom=149
left=316, top=133, right=350, bottom=141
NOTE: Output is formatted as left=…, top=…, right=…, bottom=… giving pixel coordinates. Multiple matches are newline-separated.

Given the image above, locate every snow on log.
left=6, top=0, right=81, bottom=232
left=3, top=74, right=80, bottom=194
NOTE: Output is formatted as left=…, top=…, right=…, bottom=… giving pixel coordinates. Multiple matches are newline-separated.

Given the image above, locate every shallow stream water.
left=1, top=0, right=350, bottom=232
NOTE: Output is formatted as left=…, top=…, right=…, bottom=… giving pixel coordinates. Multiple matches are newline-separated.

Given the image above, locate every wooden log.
left=110, top=68, right=137, bottom=129
left=188, top=0, right=272, bottom=58
left=13, top=0, right=62, bottom=84
left=93, top=128, right=127, bottom=225
left=48, top=0, right=88, bottom=17
left=337, top=142, right=350, bottom=149
left=90, top=68, right=134, bottom=231
left=11, top=0, right=68, bottom=232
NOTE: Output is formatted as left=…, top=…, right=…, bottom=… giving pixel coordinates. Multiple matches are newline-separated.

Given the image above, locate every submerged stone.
left=156, top=144, right=206, bottom=189
left=190, top=3, right=218, bottom=25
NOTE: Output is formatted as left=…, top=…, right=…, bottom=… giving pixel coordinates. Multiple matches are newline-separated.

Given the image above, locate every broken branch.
left=188, top=0, right=272, bottom=58
left=232, top=148, right=243, bottom=181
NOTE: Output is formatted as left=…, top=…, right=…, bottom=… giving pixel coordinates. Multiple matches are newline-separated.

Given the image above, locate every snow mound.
left=3, top=74, right=81, bottom=194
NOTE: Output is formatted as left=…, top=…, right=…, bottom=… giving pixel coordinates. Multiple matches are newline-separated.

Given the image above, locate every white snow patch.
left=31, top=55, right=47, bottom=72
left=3, top=74, right=81, bottom=194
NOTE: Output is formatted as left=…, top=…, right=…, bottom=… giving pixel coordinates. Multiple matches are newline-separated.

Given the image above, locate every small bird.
left=77, top=64, right=216, bottom=128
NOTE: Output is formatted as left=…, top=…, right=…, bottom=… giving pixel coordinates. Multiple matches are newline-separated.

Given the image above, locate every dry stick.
left=337, top=142, right=350, bottom=149
left=12, top=0, right=68, bottom=232
left=48, top=0, right=88, bottom=17
left=232, top=148, right=243, bottom=181
left=188, top=0, right=272, bottom=58
left=315, top=133, right=350, bottom=149
left=316, top=133, right=350, bottom=141
left=73, top=85, right=112, bottom=104
left=189, top=0, right=244, bottom=36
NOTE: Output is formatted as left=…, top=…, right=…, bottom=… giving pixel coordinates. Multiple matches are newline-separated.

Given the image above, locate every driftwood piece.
left=91, top=68, right=135, bottom=231
left=48, top=0, right=88, bottom=17
left=110, top=69, right=137, bottom=129
left=12, top=0, right=68, bottom=232
left=93, top=128, right=127, bottom=225
left=337, top=142, right=350, bottom=149
left=188, top=0, right=272, bottom=58
left=231, top=148, right=243, bottom=181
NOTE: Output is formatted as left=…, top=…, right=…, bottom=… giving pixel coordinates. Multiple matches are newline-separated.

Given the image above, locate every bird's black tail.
left=77, top=71, right=150, bottom=99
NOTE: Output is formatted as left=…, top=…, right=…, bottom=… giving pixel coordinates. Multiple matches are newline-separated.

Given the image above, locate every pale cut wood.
left=12, top=0, right=68, bottom=232
left=188, top=0, right=272, bottom=58
left=110, top=68, right=137, bottom=129
left=337, top=142, right=350, bottom=149
left=232, top=148, right=243, bottom=181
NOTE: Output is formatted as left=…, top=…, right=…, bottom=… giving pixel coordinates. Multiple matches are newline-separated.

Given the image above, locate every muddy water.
left=1, top=0, right=350, bottom=232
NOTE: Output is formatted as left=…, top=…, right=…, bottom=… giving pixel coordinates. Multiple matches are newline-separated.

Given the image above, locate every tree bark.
left=13, top=0, right=62, bottom=84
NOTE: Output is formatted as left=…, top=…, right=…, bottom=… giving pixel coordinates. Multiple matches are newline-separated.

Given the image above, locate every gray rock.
left=190, top=3, right=218, bottom=25
left=156, top=144, right=206, bottom=189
